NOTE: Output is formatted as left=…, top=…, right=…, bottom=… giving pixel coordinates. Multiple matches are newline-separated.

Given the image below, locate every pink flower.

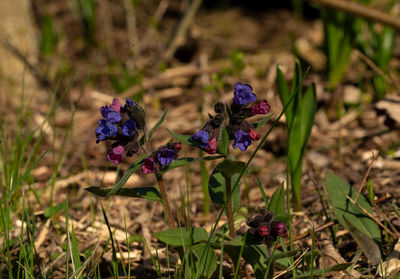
left=107, top=146, right=125, bottom=165
left=249, top=129, right=260, bottom=141
left=252, top=100, right=270, bottom=115
left=205, top=138, right=218, bottom=154
left=110, top=98, right=123, bottom=113
left=141, top=157, right=157, bottom=174
left=258, top=225, right=269, bottom=237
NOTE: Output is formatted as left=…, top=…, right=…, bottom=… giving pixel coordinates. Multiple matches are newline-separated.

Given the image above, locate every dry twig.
left=306, top=0, right=400, bottom=30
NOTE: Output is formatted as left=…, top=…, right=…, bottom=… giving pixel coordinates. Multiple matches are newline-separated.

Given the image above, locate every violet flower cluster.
left=190, top=102, right=225, bottom=154
left=95, top=98, right=145, bottom=165
left=246, top=208, right=288, bottom=244
left=228, top=82, right=270, bottom=151
left=190, top=82, right=270, bottom=153
left=141, top=142, right=182, bottom=174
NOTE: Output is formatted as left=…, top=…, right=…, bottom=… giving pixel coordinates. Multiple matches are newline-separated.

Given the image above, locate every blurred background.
left=1, top=0, right=400, bottom=277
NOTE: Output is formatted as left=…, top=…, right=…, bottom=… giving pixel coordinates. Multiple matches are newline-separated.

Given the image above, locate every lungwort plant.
left=86, top=64, right=348, bottom=277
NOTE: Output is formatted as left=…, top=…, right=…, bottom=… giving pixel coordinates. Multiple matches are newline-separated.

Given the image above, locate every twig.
left=346, top=195, right=395, bottom=237
left=306, top=0, right=400, bottom=30
left=139, top=0, right=169, bottom=52
left=161, top=0, right=203, bottom=63
left=284, top=221, right=336, bottom=245
left=355, top=50, right=400, bottom=93
left=123, top=0, right=140, bottom=59
left=97, top=0, right=116, bottom=58
left=121, top=50, right=290, bottom=98
left=354, top=153, right=377, bottom=204
left=0, top=33, right=51, bottom=89
left=272, top=249, right=309, bottom=279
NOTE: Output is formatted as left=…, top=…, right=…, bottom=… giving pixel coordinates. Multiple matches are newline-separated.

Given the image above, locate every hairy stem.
left=225, top=177, right=235, bottom=238
left=156, top=173, right=176, bottom=227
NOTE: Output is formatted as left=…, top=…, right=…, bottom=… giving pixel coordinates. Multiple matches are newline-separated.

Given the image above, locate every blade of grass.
left=101, top=204, right=119, bottom=278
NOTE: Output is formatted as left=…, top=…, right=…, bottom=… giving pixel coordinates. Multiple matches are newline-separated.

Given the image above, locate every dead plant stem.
left=306, top=0, right=400, bottom=30
left=346, top=195, right=395, bottom=237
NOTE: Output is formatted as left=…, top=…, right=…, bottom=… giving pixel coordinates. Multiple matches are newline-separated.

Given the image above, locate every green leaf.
left=147, top=109, right=167, bottom=142
left=208, top=160, right=245, bottom=212
left=224, top=242, right=269, bottom=278
left=101, top=204, right=119, bottom=277
left=159, top=155, right=223, bottom=175
left=343, top=216, right=381, bottom=265
left=256, top=178, right=269, bottom=207
left=85, top=186, right=161, bottom=202
left=217, top=127, right=229, bottom=155
left=325, top=173, right=381, bottom=245
left=298, top=84, right=317, bottom=147
left=107, top=154, right=148, bottom=196
left=167, top=129, right=196, bottom=147
left=267, top=183, right=285, bottom=217
left=70, top=224, right=82, bottom=278
left=215, top=159, right=245, bottom=178
left=159, top=157, right=198, bottom=174
left=193, top=244, right=217, bottom=279
left=366, top=179, right=375, bottom=206
left=44, top=202, right=65, bottom=218
left=254, top=114, right=273, bottom=130
left=276, top=65, right=293, bottom=128
left=295, top=263, right=353, bottom=278
left=154, top=228, right=208, bottom=246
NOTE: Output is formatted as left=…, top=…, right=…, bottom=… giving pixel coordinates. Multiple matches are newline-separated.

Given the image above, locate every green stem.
left=156, top=173, right=175, bottom=227
left=225, top=177, right=235, bottom=238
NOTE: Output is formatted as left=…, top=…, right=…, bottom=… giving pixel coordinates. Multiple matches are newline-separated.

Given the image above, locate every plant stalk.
left=225, top=177, right=235, bottom=238
left=156, top=173, right=176, bottom=227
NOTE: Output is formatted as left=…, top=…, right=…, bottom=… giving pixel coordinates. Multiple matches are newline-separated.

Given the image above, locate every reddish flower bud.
left=273, top=222, right=288, bottom=238
left=258, top=225, right=269, bottom=237
left=107, top=146, right=125, bottom=165
left=141, top=157, right=157, bottom=174
left=249, top=129, right=260, bottom=140
left=252, top=100, right=270, bottom=115
left=205, top=138, right=218, bottom=154
left=174, top=142, right=182, bottom=152
left=110, top=98, right=123, bottom=113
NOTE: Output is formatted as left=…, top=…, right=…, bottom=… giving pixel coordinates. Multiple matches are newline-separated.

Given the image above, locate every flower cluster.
left=95, top=98, right=145, bottom=165
left=246, top=208, right=288, bottom=244
left=189, top=102, right=225, bottom=154
left=141, top=142, right=182, bottom=174
left=228, top=83, right=270, bottom=151
left=189, top=82, right=270, bottom=154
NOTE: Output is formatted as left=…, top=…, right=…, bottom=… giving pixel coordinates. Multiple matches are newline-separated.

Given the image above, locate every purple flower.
left=124, top=98, right=136, bottom=110
left=107, top=146, right=125, bottom=165
left=95, top=119, right=118, bottom=142
left=157, top=148, right=176, bottom=166
left=110, top=98, right=122, bottom=113
left=122, top=119, right=137, bottom=136
left=190, top=129, right=209, bottom=148
left=252, top=100, right=270, bottom=115
left=141, top=157, right=157, bottom=174
left=233, top=82, right=257, bottom=105
left=100, top=106, right=122, bottom=123
left=232, top=129, right=251, bottom=151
